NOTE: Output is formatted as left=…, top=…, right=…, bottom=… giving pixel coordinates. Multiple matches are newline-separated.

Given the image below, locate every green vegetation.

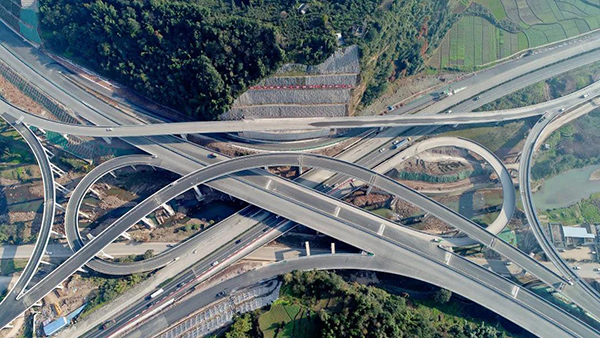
left=38, top=0, right=453, bottom=118
left=0, top=120, right=35, bottom=168
left=532, top=108, right=600, bottom=180
left=0, top=221, right=36, bottom=245
left=430, top=0, right=600, bottom=70
left=395, top=166, right=485, bottom=183
left=80, top=272, right=150, bottom=318
left=476, top=62, right=600, bottom=111
left=542, top=192, right=600, bottom=225
left=0, top=259, right=28, bottom=276
left=56, top=154, right=91, bottom=173
left=440, top=121, right=528, bottom=154
left=114, top=249, right=155, bottom=263
left=220, top=270, right=521, bottom=338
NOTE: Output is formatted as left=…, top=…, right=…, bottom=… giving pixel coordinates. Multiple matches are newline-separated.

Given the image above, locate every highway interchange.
left=1, top=20, right=600, bottom=338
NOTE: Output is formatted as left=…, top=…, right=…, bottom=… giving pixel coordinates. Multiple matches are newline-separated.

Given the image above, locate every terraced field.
left=430, top=0, right=600, bottom=70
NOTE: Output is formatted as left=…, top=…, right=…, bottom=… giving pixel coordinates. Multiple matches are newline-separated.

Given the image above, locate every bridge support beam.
left=78, top=210, right=92, bottom=219
left=305, top=241, right=311, bottom=257
left=102, top=137, right=112, bottom=144
left=55, top=183, right=71, bottom=195
left=89, top=187, right=102, bottom=198
left=108, top=171, right=117, bottom=178
left=162, top=203, right=175, bottom=216
left=331, top=242, right=335, bottom=254
left=141, top=217, right=156, bottom=229
left=119, top=232, right=132, bottom=240
left=192, top=186, right=204, bottom=201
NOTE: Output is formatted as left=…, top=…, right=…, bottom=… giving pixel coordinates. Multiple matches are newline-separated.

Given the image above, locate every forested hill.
left=39, top=0, right=453, bottom=121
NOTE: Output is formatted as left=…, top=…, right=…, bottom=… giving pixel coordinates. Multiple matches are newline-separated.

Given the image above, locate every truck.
left=391, top=138, right=408, bottom=150
left=148, top=288, right=164, bottom=299
left=437, top=87, right=467, bottom=100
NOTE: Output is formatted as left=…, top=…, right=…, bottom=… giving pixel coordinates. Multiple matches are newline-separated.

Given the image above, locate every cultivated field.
left=430, top=0, right=600, bottom=70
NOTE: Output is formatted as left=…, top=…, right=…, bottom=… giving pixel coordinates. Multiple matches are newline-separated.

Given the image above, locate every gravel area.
left=259, top=74, right=358, bottom=87
left=224, top=104, right=347, bottom=120
left=234, top=88, right=350, bottom=106
left=276, top=45, right=360, bottom=75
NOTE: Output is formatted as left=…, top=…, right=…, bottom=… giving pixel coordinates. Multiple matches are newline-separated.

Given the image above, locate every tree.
left=143, top=249, right=154, bottom=260
left=225, top=314, right=252, bottom=338
left=433, top=287, right=452, bottom=304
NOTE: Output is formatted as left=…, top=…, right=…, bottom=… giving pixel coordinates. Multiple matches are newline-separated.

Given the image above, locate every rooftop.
left=562, top=226, right=595, bottom=239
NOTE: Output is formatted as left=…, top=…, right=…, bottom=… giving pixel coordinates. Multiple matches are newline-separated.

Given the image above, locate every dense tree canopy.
left=39, top=0, right=284, bottom=120
left=39, top=0, right=452, bottom=119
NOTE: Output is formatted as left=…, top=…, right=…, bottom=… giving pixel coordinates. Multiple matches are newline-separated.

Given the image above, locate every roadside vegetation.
left=430, top=0, right=600, bottom=70
left=38, top=0, right=454, bottom=119
left=475, top=61, right=600, bottom=111
left=532, top=108, right=600, bottom=180
left=541, top=192, right=600, bottom=225
left=219, top=270, right=527, bottom=338
left=0, top=119, right=41, bottom=245
left=79, top=272, right=151, bottom=318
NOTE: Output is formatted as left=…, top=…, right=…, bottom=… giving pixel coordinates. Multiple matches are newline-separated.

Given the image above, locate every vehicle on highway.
left=45, top=251, right=52, bottom=255
left=505, top=261, right=512, bottom=266
left=559, top=108, right=565, bottom=112
left=192, top=249, right=197, bottom=254
left=431, top=238, right=443, bottom=243
left=582, top=93, right=590, bottom=98
left=105, top=127, right=113, bottom=131
left=208, top=153, right=217, bottom=158
left=391, top=138, right=408, bottom=150
left=387, top=106, right=394, bottom=111
left=594, top=268, right=600, bottom=272
left=148, top=288, right=164, bottom=299
left=216, top=291, right=227, bottom=297
left=211, top=260, right=219, bottom=267
left=573, top=266, right=582, bottom=270
left=101, top=319, right=116, bottom=330
left=473, top=95, right=481, bottom=101
left=235, top=239, right=241, bottom=244
left=379, top=147, right=386, bottom=153
left=446, top=110, right=452, bottom=114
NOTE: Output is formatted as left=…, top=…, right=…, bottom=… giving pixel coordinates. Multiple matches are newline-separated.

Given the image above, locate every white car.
left=572, top=266, right=582, bottom=270
left=105, top=127, right=113, bottom=131
left=211, top=260, right=219, bottom=267
left=379, top=148, right=386, bottom=153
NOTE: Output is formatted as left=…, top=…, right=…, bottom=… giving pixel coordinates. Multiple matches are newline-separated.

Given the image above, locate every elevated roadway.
left=0, top=115, right=55, bottom=299
left=2, top=70, right=600, bottom=137
left=1, top=20, right=600, bottom=331
left=66, top=136, right=514, bottom=275
left=64, top=155, right=189, bottom=275
left=0, top=152, right=587, bottom=329
left=519, top=97, right=600, bottom=319
left=122, top=254, right=599, bottom=338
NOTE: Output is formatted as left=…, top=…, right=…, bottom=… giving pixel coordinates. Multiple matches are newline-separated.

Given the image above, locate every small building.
left=43, top=317, right=68, bottom=336
left=298, top=3, right=308, bottom=14
left=562, top=226, right=595, bottom=247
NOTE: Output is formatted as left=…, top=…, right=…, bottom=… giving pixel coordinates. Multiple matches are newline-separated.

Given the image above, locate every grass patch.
left=433, top=0, right=600, bottom=69
left=440, top=120, right=527, bottom=153
left=542, top=192, right=600, bottom=225
left=0, top=259, right=28, bottom=276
